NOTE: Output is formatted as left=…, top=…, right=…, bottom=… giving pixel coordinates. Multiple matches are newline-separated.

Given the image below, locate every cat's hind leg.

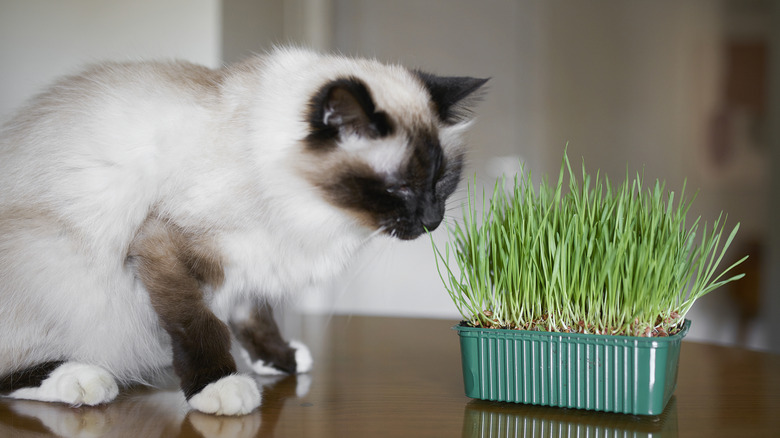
left=230, top=301, right=312, bottom=376
left=2, top=361, right=119, bottom=406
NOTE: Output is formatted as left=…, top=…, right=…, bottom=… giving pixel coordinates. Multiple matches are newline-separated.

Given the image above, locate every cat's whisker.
left=365, top=226, right=387, bottom=243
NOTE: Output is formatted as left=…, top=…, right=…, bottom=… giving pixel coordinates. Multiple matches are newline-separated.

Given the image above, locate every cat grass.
left=432, top=150, right=746, bottom=337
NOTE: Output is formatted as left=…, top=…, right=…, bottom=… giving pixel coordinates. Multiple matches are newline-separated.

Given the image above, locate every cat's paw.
left=241, top=340, right=312, bottom=375
left=289, top=340, right=313, bottom=374
left=188, top=374, right=261, bottom=416
left=8, top=362, right=119, bottom=406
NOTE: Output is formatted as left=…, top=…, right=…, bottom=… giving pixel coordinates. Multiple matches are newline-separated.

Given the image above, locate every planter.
left=455, top=320, right=690, bottom=416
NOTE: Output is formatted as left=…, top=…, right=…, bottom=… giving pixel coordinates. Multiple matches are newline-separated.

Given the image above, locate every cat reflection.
left=0, top=373, right=305, bottom=438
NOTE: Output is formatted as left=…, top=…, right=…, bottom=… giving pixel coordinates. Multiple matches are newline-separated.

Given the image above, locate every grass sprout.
left=432, top=150, right=747, bottom=337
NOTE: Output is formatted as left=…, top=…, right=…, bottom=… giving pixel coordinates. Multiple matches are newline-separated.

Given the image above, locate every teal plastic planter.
left=455, top=320, right=690, bottom=416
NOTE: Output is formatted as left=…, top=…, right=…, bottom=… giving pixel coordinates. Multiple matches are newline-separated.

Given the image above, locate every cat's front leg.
left=229, top=300, right=312, bottom=376
left=129, top=218, right=260, bottom=416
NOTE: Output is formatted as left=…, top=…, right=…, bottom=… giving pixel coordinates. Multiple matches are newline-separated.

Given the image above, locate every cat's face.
left=300, top=70, right=487, bottom=240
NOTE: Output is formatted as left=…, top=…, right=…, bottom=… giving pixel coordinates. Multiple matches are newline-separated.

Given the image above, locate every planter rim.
left=453, top=319, right=691, bottom=344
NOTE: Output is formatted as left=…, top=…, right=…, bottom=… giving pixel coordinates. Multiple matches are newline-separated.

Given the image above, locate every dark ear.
left=307, top=78, right=393, bottom=145
left=415, top=71, right=489, bottom=124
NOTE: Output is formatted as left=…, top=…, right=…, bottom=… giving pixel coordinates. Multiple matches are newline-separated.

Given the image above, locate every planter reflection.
left=462, top=396, right=678, bottom=438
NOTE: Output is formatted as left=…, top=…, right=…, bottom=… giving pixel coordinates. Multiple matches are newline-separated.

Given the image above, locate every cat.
left=0, top=47, right=487, bottom=415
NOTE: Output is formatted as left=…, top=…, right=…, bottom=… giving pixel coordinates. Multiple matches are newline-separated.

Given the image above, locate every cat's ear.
left=307, top=78, right=392, bottom=144
left=415, top=71, right=489, bottom=124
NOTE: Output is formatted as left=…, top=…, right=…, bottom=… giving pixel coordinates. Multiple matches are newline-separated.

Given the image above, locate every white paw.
left=290, top=340, right=313, bottom=374
left=188, top=374, right=261, bottom=416
left=240, top=349, right=284, bottom=376
left=240, top=340, right=313, bottom=376
left=9, top=362, right=119, bottom=406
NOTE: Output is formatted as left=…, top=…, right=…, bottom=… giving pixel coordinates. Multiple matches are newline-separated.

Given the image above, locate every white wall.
left=0, top=0, right=221, bottom=121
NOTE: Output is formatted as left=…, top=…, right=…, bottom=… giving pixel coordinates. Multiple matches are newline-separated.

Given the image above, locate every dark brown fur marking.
left=413, top=72, right=489, bottom=124
left=0, top=361, right=64, bottom=393
left=128, top=216, right=235, bottom=399
left=302, top=127, right=456, bottom=240
left=230, top=302, right=296, bottom=374
left=305, top=77, right=394, bottom=150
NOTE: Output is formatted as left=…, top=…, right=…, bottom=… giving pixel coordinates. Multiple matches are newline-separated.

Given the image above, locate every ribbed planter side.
left=456, top=321, right=689, bottom=415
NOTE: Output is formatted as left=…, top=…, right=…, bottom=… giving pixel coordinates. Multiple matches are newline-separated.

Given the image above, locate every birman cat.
left=0, top=47, right=487, bottom=415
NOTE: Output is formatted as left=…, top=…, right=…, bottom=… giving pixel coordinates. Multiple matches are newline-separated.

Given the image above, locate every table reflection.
left=0, top=373, right=309, bottom=438
left=462, top=397, right=678, bottom=438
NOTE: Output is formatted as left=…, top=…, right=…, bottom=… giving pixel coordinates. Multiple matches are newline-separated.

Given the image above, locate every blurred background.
left=1, top=0, right=778, bottom=353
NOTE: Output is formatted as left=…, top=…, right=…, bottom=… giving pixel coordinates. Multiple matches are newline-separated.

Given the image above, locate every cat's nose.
left=420, top=207, right=443, bottom=231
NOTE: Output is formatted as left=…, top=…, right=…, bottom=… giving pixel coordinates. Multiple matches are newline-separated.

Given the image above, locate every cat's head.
left=300, top=66, right=487, bottom=240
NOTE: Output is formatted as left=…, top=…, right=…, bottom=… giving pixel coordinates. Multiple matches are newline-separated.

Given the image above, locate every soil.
left=461, top=311, right=684, bottom=338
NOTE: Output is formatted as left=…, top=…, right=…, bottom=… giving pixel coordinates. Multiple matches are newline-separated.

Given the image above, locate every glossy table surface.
left=1, top=315, right=779, bottom=437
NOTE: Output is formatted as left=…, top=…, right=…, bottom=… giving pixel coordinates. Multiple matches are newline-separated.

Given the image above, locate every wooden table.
left=1, top=315, right=779, bottom=437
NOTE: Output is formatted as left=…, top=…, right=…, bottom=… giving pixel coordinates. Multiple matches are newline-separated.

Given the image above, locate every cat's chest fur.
left=213, top=193, right=369, bottom=294
left=216, top=219, right=363, bottom=299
